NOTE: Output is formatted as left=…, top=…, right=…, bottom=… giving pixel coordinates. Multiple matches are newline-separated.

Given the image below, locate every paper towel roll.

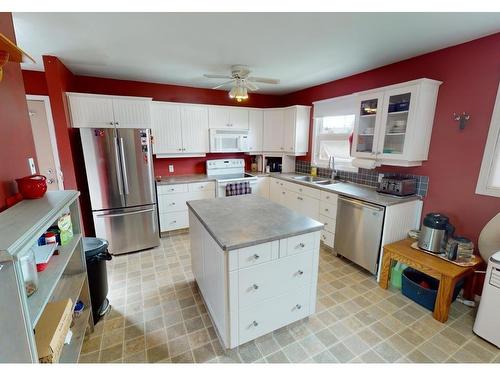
left=352, top=158, right=378, bottom=169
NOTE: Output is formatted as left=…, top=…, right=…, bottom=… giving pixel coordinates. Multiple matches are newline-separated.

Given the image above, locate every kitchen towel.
left=225, top=181, right=252, bottom=196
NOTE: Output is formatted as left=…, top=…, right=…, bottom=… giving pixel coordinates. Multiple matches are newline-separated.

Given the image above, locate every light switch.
left=28, top=157, right=36, bottom=174
left=169, top=164, right=174, bottom=173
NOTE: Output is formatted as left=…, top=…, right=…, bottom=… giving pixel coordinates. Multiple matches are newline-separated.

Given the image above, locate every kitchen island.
left=187, top=195, right=323, bottom=349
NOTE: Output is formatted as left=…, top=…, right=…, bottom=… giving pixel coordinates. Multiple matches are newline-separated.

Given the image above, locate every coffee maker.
left=418, top=213, right=455, bottom=254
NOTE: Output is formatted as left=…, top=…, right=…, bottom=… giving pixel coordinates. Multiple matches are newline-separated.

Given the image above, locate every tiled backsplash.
left=295, top=160, right=429, bottom=196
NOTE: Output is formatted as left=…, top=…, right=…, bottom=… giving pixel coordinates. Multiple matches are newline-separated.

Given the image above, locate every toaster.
left=377, top=176, right=417, bottom=196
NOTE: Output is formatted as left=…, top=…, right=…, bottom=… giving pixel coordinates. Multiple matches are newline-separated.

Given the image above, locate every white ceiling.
left=13, top=12, right=500, bottom=94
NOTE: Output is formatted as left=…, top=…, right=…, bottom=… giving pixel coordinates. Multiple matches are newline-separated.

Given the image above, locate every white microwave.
left=209, top=129, right=249, bottom=153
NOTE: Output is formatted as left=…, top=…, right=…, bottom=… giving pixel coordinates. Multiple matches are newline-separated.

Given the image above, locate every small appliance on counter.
left=417, top=213, right=455, bottom=254
left=377, top=176, right=417, bottom=197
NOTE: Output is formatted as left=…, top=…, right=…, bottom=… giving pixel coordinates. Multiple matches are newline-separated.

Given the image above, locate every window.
left=476, top=82, right=500, bottom=197
left=312, top=94, right=357, bottom=171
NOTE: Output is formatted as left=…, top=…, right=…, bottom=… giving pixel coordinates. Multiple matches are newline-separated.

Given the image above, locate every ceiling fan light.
left=228, top=86, right=237, bottom=99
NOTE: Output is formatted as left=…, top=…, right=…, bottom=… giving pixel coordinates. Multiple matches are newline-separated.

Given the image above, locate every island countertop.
left=186, top=195, right=324, bottom=251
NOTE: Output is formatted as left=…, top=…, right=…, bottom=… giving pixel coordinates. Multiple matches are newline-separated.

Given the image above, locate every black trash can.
left=83, top=237, right=112, bottom=324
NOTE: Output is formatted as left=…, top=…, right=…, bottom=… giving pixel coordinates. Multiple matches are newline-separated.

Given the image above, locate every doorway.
left=26, top=95, right=63, bottom=190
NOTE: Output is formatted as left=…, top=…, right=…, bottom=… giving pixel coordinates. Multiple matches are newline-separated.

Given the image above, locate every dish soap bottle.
left=311, top=166, right=317, bottom=176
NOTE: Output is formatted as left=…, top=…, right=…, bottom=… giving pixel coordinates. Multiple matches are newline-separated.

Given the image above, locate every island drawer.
left=321, top=230, right=334, bottom=248
left=320, top=202, right=337, bottom=219
left=280, top=232, right=317, bottom=257
left=159, top=211, right=188, bottom=231
left=229, top=241, right=279, bottom=271
left=319, top=214, right=336, bottom=234
left=157, top=184, right=188, bottom=195
left=320, top=191, right=338, bottom=203
left=238, top=286, right=310, bottom=344
left=188, top=181, right=215, bottom=192
left=237, top=251, right=313, bottom=308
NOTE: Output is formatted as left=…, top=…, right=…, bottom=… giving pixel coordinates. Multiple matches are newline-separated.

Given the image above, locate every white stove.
left=206, top=159, right=258, bottom=197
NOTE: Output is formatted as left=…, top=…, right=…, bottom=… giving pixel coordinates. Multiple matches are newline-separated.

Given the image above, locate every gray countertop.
left=156, top=171, right=420, bottom=207
left=186, top=195, right=324, bottom=251
left=156, top=174, right=216, bottom=185
left=271, top=173, right=421, bottom=207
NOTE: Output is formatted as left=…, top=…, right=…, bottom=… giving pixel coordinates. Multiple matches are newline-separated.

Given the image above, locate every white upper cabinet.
left=180, top=105, right=210, bottom=153
left=67, top=94, right=115, bottom=128
left=352, top=78, right=442, bottom=166
left=248, top=109, right=264, bottom=152
left=263, top=109, right=285, bottom=152
left=112, top=97, right=152, bottom=128
left=151, top=103, right=209, bottom=156
left=208, top=106, right=249, bottom=129
left=151, top=102, right=183, bottom=154
left=67, top=93, right=152, bottom=128
left=263, top=106, right=311, bottom=154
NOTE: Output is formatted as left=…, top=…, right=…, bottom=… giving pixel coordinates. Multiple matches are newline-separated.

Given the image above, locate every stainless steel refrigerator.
left=80, top=127, right=160, bottom=255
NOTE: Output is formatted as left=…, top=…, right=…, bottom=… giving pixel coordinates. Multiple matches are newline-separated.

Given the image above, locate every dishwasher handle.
left=338, top=196, right=385, bottom=212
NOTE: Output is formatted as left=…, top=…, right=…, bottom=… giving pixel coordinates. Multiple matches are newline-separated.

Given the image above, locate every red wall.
left=281, top=32, right=500, bottom=245
left=22, top=69, right=47, bottom=96
left=0, top=13, right=37, bottom=211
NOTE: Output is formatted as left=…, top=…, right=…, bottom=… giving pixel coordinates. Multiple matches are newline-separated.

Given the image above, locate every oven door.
left=217, top=179, right=258, bottom=197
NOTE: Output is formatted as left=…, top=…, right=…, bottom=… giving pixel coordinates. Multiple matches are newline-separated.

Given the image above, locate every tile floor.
left=79, top=232, right=500, bottom=363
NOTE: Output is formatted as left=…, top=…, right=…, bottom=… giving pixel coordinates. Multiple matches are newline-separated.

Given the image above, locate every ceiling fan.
left=204, top=65, right=280, bottom=102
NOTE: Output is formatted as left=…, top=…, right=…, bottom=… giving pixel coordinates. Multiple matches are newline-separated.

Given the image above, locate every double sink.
left=291, top=175, right=341, bottom=186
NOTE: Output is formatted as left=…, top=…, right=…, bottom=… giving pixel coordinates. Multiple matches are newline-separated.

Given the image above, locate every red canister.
left=15, top=175, right=47, bottom=199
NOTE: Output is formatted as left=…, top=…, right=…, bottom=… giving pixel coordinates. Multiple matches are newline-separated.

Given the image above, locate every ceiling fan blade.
left=248, top=77, right=280, bottom=84
left=212, top=80, right=235, bottom=89
left=204, top=74, right=233, bottom=79
left=245, top=81, right=259, bottom=91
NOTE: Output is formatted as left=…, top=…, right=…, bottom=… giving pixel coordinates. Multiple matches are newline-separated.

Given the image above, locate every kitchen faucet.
left=329, top=155, right=337, bottom=180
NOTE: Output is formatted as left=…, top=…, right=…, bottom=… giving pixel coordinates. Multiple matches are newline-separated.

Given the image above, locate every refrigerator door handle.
left=119, top=137, right=130, bottom=195
left=113, top=137, right=124, bottom=196
left=96, top=208, right=154, bottom=218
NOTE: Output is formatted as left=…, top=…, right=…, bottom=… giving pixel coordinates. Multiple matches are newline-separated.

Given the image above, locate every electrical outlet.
left=28, top=157, right=36, bottom=174
left=168, top=164, right=174, bottom=173
left=378, top=173, right=384, bottom=183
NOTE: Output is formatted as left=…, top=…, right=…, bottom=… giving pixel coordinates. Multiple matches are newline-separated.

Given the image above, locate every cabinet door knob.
left=109, top=121, right=114, bottom=125
left=178, top=148, right=182, bottom=151
left=296, top=304, right=302, bottom=310
left=252, top=320, right=259, bottom=327
left=297, top=270, right=304, bottom=275
left=253, top=254, right=260, bottom=260
left=252, top=284, right=259, bottom=290
left=325, top=208, right=329, bottom=212
left=115, top=122, right=119, bottom=125
left=298, top=243, right=305, bottom=248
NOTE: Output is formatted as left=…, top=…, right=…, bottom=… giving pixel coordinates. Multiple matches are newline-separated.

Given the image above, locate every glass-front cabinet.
left=353, top=93, right=384, bottom=157
left=351, top=79, right=441, bottom=166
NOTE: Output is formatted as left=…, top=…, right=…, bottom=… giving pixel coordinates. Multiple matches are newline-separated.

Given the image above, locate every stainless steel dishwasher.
left=334, top=196, right=385, bottom=274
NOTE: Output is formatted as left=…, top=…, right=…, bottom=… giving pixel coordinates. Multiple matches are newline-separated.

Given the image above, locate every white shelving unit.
left=0, top=191, right=93, bottom=363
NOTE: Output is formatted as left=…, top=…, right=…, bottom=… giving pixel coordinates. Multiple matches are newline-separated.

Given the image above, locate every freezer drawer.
left=93, top=205, right=160, bottom=255
left=334, top=196, right=385, bottom=274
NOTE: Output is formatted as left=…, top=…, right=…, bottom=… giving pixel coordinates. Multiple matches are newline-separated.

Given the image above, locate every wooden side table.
left=379, top=239, right=482, bottom=323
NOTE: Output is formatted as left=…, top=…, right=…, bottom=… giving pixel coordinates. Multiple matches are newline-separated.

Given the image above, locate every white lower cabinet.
left=157, top=181, right=215, bottom=232
left=269, top=177, right=337, bottom=248
left=254, top=176, right=270, bottom=198
left=190, top=212, right=320, bottom=349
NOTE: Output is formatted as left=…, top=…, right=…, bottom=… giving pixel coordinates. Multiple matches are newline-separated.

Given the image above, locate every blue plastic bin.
left=401, top=268, right=464, bottom=311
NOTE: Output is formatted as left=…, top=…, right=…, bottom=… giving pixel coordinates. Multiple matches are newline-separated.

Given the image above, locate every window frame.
left=476, top=82, right=500, bottom=197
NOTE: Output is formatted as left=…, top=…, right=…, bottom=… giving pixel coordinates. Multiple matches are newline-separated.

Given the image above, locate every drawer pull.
left=252, top=320, right=259, bottom=327
left=297, top=197, right=303, bottom=201
left=253, top=254, right=260, bottom=260
left=297, top=270, right=304, bottom=276
left=296, top=304, right=302, bottom=310
left=325, top=208, right=329, bottom=212
left=252, top=284, right=259, bottom=290
left=326, top=196, right=330, bottom=199
left=169, top=203, right=176, bottom=206
left=297, top=243, right=305, bottom=248
left=168, top=188, right=175, bottom=192
left=171, top=220, right=177, bottom=224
